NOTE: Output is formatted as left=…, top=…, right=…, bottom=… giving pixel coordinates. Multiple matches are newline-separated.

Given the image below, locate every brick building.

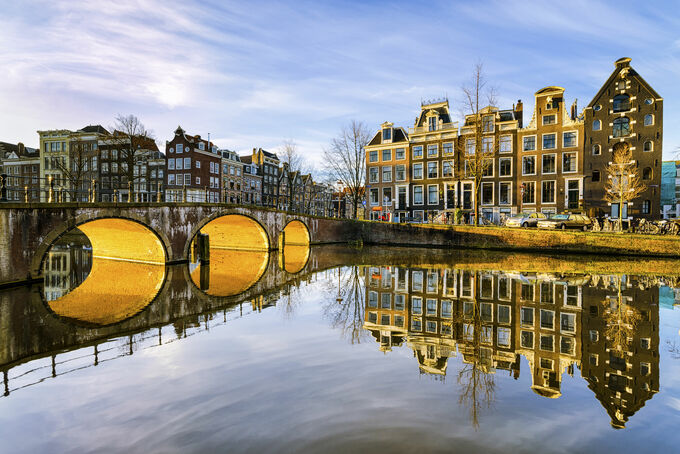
left=0, top=142, right=40, bottom=202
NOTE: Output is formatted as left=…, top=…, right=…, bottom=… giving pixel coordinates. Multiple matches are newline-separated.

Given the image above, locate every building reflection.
left=43, top=229, right=92, bottom=301
left=362, top=265, right=660, bottom=428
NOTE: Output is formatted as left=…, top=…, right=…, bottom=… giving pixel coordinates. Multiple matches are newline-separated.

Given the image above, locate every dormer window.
left=199, top=142, right=205, bottom=151
left=382, top=128, right=392, bottom=141
left=482, top=115, right=494, bottom=133
left=428, top=117, right=438, bottom=132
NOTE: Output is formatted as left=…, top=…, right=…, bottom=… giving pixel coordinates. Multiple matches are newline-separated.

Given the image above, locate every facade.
left=364, top=121, right=411, bottom=221
left=0, top=142, right=40, bottom=202
left=165, top=126, right=222, bottom=202
left=240, top=155, right=262, bottom=205
left=251, top=148, right=280, bottom=207
left=460, top=104, right=523, bottom=223
left=221, top=150, right=243, bottom=204
left=147, top=151, right=166, bottom=202
left=518, top=87, right=584, bottom=216
left=584, top=57, right=663, bottom=220
left=660, top=161, right=679, bottom=218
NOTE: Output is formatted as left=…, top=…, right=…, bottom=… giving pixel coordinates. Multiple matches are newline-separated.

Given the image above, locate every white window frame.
left=442, top=160, right=454, bottom=178
left=412, top=146, right=423, bottom=159
left=592, top=144, right=601, bottom=155
left=413, top=185, right=424, bottom=205
left=412, top=163, right=423, bottom=180
left=523, top=135, right=536, bottom=152
left=522, top=155, right=537, bottom=176
left=427, top=144, right=438, bottom=158
left=542, top=114, right=556, bottom=125
left=427, top=184, right=439, bottom=205
left=369, top=150, right=378, bottom=163
left=523, top=181, right=536, bottom=205
left=395, top=164, right=406, bottom=182
left=381, top=165, right=392, bottom=183
left=482, top=158, right=494, bottom=178
left=481, top=181, right=494, bottom=206
left=499, top=181, right=512, bottom=206
left=541, top=180, right=557, bottom=204
left=542, top=153, right=557, bottom=175
left=499, top=135, right=512, bottom=153
left=427, top=161, right=438, bottom=179
left=499, top=157, right=513, bottom=177
left=562, top=152, right=578, bottom=174
left=593, top=119, right=601, bottom=131
left=382, top=149, right=392, bottom=161
left=542, top=133, right=557, bottom=150
left=562, top=130, right=578, bottom=148
left=644, top=114, right=654, bottom=126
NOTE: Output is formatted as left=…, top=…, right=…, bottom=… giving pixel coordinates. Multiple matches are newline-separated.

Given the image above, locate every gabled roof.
left=587, top=58, right=661, bottom=108
left=78, top=125, right=109, bottom=134
left=367, top=126, right=409, bottom=146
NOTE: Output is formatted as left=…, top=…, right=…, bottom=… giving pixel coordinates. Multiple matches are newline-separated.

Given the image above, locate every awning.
left=372, top=207, right=383, bottom=211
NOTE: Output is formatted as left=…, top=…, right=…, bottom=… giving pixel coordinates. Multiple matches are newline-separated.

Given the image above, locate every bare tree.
left=604, top=142, right=646, bottom=231
left=107, top=114, right=155, bottom=200
left=324, top=120, right=371, bottom=219
left=461, top=63, right=498, bottom=225
left=601, top=275, right=641, bottom=352
left=54, top=135, right=93, bottom=202
left=322, top=266, right=367, bottom=344
left=278, top=140, right=305, bottom=211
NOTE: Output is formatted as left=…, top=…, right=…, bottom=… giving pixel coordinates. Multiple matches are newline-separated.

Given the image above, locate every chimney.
left=18, top=142, right=25, bottom=155
left=514, top=100, right=523, bottom=128
left=570, top=99, right=578, bottom=121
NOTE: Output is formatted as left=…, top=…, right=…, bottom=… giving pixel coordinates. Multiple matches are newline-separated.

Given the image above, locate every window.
left=521, top=284, right=534, bottom=302
left=427, top=162, right=438, bottom=179
left=369, top=167, right=378, bottom=183
left=563, top=152, right=577, bottom=173
left=412, top=297, right=422, bottom=315
left=644, top=140, right=653, bottom=152
left=540, top=335, right=554, bottom=351
left=521, top=307, right=534, bottom=326
left=499, top=157, right=512, bottom=177
left=443, top=142, right=453, bottom=155
left=499, top=182, right=511, bottom=205
left=426, top=298, right=437, bottom=316
left=521, top=330, right=534, bottom=348
left=523, top=136, right=536, bottom=151
left=428, top=116, right=438, bottom=131
left=381, top=293, right=391, bottom=309
left=369, top=150, right=378, bottom=162
left=369, top=188, right=379, bottom=205
left=411, top=318, right=422, bottom=332
left=382, top=166, right=392, bottom=182
left=542, top=154, right=556, bottom=174
left=593, top=119, right=601, bottom=131
left=412, top=163, right=423, bottom=179
left=413, top=186, right=423, bottom=205
left=589, top=330, right=599, bottom=342
left=612, top=94, right=630, bottom=112
left=498, top=305, right=511, bottom=324
left=592, top=170, right=600, bottom=182
left=396, top=164, right=406, bottom=181
left=396, top=148, right=405, bottom=160
left=413, top=146, right=423, bottom=159
left=592, top=144, right=601, bottom=155
left=465, top=139, right=475, bottom=155
left=540, top=309, right=554, bottom=330
left=427, top=144, right=438, bottom=157
left=542, top=114, right=556, bottom=125
left=640, top=362, right=650, bottom=376
left=441, top=300, right=452, bottom=317
left=522, top=156, right=536, bottom=175
left=482, top=137, right=493, bottom=153
left=522, top=181, right=535, bottom=204
left=542, top=133, right=556, bottom=150
left=168, top=174, right=175, bottom=185
left=482, top=115, right=494, bottom=132
left=395, top=294, right=405, bottom=311
left=641, top=338, right=650, bottom=349
left=193, top=159, right=198, bottom=169
left=481, top=182, right=493, bottom=205
left=382, top=187, right=392, bottom=206
left=644, top=114, right=654, bottom=126
left=428, top=185, right=438, bottom=204
left=560, top=313, right=576, bottom=333
left=176, top=144, right=183, bottom=153
left=442, top=161, right=453, bottom=177
left=642, top=167, right=652, bottom=180
left=195, top=177, right=201, bottom=185
left=500, top=135, right=512, bottom=153
left=613, top=117, right=630, bottom=137
left=175, top=157, right=183, bottom=170
left=382, top=128, right=392, bottom=141
left=563, top=131, right=577, bottom=148
left=542, top=181, right=556, bottom=204
left=382, top=149, right=391, bottom=161
left=642, top=199, right=651, bottom=214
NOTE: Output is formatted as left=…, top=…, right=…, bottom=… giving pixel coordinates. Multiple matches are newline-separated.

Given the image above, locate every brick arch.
left=183, top=210, right=272, bottom=260
left=30, top=212, right=172, bottom=278
left=281, top=219, right=311, bottom=246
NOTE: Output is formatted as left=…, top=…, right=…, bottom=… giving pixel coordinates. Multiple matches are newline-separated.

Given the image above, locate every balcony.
left=409, top=122, right=459, bottom=135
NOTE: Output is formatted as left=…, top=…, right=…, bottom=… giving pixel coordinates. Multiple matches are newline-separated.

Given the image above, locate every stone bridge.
left=0, top=202, right=356, bottom=287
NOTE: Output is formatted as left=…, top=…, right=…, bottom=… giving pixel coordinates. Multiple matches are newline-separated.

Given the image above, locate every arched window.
left=592, top=144, right=601, bottom=155
left=642, top=167, right=652, bottom=180
left=644, top=114, right=654, bottom=126
left=613, top=117, right=630, bottom=138
left=592, top=170, right=600, bottom=182
left=644, top=140, right=653, bottom=152
left=593, top=119, right=601, bottom=131
left=612, top=94, right=630, bottom=112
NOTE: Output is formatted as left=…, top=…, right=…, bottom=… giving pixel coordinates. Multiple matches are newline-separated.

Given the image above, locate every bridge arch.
left=281, top=219, right=310, bottom=246
left=280, top=219, right=311, bottom=274
left=184, top=212, right=271, bottom=259
left=31, top=214, right=170, bottom=278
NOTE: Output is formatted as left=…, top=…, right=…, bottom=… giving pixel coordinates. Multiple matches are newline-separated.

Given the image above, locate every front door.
left=463, top=183, right=473, bottom=210
left=567, top=180, right=579, bottom=210
left=446, top=184, right=456, bottom=209
left=398, top=186, right=407, bottom=210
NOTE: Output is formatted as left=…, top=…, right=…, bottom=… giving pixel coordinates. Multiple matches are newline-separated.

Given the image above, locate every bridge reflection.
left=189, top=249, right=269, bottom=296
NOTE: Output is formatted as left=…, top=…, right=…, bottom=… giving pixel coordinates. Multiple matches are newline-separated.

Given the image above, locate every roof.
left=78, top=125, right=109, bottom=134
left=587, top=58, right=661, bottom=108
left=0, top=141, right=39, bottom=159
left=367, top=126, right=409, bottom=146
left=240, top=155, right=253, bottom=164
left=535, top=86, right=565, bottom=95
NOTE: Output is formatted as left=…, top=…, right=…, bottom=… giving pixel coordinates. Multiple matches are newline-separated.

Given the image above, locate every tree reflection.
left=601, top=275, right=641, bottom=353
left=458, top=286, right=496, bottom=429
left=323, top=266, right=368, bottom=344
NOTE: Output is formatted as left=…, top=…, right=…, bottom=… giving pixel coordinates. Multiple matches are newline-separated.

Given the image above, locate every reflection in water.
left=281, top=245, right=310, bottom=274
left=361, top=265, right=662, bottom=428
left=43, top=227, right=166, bottom=326
left=3, top=246, right=680, bottom=452
left=189, top=248, right=269, bottom=296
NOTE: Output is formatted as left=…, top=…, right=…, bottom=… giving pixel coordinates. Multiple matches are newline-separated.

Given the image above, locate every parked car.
left=505, top=212, right=548, bottom=228
left=537, top=214, right=592, bottom=231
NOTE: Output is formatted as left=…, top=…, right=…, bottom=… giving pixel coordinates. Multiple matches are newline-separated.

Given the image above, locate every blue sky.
left=1, top=0, right=679, bottom=168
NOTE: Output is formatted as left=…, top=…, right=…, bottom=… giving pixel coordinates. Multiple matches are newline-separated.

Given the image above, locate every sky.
left=1, top=0, right=680, bottom=170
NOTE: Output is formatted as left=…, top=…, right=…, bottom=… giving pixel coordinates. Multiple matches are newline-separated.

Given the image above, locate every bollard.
left=197, top=233, right=210, bottom=263
left=199, top=262, right=210, bottom=291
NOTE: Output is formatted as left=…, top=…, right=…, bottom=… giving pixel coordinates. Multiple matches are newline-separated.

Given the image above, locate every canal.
left=1, top=231, right=680, bottom=453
